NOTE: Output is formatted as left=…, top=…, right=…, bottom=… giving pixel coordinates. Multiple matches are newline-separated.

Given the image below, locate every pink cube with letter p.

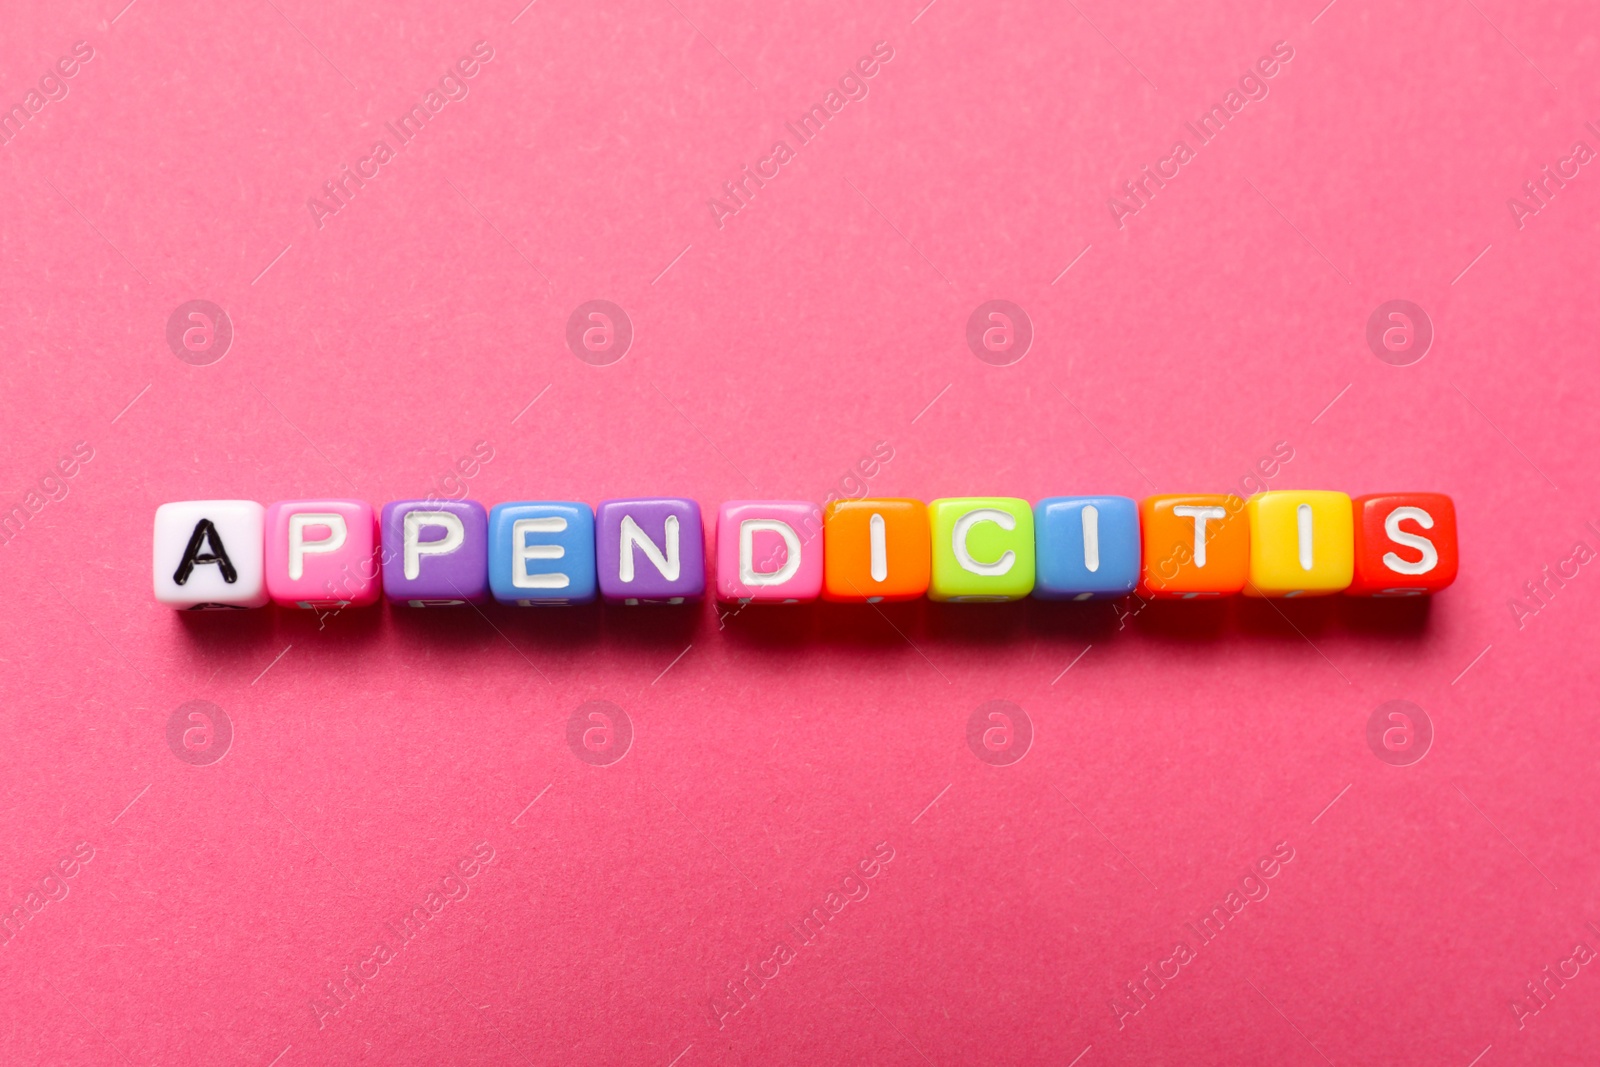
left=715, top=501, right=824, bottom=603
left=264, top=500, right=381, bottom=608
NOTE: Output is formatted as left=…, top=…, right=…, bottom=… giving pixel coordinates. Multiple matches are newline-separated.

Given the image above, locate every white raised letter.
left=953, top=508, right=1015, bottom=576
left=513, top=516, right=570, bottom=589
left=869, top=513, right=888, bottom=582
left=1296, top=503, right=1314, bottom=571
left=740, top=519, right=801, bottom=586
left=1082, top=505, right=1100, bottom=572
left=619, top=514, right=680, bottom=582
left=288, top=512, right=347, bottom=580
left=1171, top=505, right=1225, bottom=567
left=1383, top=506, right=1438, bottom=575
left=403, top=510, right=464, bottom=579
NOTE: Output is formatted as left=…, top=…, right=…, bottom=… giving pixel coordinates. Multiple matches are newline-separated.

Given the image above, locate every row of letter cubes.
left=153, top=493, right=1458, bottom=609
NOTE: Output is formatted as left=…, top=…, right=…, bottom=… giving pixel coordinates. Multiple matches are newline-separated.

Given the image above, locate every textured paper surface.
left=2, top=1, right=1599, bottom=1064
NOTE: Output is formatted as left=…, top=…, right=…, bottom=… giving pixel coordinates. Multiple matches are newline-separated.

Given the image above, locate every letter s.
left=1382, top=506, right=1439, bottom=576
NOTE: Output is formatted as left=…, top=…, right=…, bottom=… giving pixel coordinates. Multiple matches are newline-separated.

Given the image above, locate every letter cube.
left=1347, top=492, right=1458, bottom=596
left=927, top=497, right=1035, bottom=602
left=488, top=502, right=597, bottom=605
left=380, top=500, right=488, bottom=606
left=1139, top=494, right=1249, bottom=598
left=715, top=501, right=824, bottom=603
left=264, top=499, right=380, bottom=608
left=822, top=498, right=930, bottom=602
left=596, top=497, right=705, bottom=604
left=1244, top=491, right=1353, bottom=597
left=1034, top=496, right=1140, bottom=600
left=153, top=500, right=268, bottom=609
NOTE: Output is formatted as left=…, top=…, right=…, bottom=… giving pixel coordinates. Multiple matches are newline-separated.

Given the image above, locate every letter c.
left=952, top=508, right=1015, bottom=576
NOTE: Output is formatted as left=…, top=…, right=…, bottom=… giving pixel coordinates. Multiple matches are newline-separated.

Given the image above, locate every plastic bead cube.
left=1034, top=496, right=1140, bottom=600
left=380, top=499, right=489, bottom=606
left=715, top=501, right=824, bottom=603
left=822, top=498, right=931, bottom=603
left=264, top=499, right=380, bottom=608
left=488, top=502, right=597, bottom=605
left=1347, top=492, right=1458, bottom=596
left=1140, top=494, right=1249, bottom=598
left=153, top=500, right=268, bottom=609
left=927, top=497, right=1035, bottom=602
left=1244, top=490, right=1354, bottom=597
left=595, top=497, right=705, bottom=604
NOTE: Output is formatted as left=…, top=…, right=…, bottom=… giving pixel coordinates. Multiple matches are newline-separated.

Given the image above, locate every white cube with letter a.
left=153, top=500, right=268, bottom=609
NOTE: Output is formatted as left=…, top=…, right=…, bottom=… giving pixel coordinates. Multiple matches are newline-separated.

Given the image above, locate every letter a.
left=173, top=519, right=238, bottom=585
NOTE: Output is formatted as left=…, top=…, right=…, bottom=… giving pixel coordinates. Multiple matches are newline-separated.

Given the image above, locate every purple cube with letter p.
left=596, top=497, right=705, bottom=603
left=380, top=499, right=489, bottom=605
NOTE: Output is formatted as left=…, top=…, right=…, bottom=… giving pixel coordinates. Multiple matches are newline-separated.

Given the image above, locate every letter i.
left=869, top=513, right=888, bottom=581
left=1081, top=505, right=1100, bottom=572
left=1297, top=503, right=1313, bottom=570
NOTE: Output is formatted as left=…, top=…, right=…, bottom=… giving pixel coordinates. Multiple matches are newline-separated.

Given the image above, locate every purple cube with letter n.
left=380, top=499, right=489, bottom=605
left=596, top=497, right=705, bottom=603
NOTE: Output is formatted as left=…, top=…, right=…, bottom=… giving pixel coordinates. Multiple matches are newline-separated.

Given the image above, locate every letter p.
left=403, top=510, right=465, bottom=579
left=289, top=513, right=348, bottom=580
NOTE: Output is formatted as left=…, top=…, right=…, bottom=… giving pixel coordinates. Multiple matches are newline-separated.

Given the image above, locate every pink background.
left=3, top=0, right=1600, bottom=1063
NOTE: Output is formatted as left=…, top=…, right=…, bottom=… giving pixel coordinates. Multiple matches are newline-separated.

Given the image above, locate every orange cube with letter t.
left=1139, top=494, right=1249, bottom=598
